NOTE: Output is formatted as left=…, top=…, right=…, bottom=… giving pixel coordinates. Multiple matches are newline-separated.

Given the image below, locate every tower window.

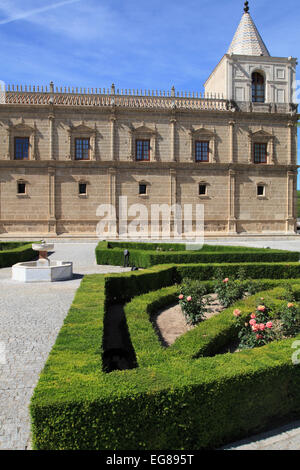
left=136, top=140, right=150, bottom=161
left=254, top=143, right=267, bottom=164
left=252, top=72, right=265, bottom=103
left=195, top=141, right=209, bottom=162
left=257, top=185, right=265, bottom=197
left=14, top=137, right=29, bottom=160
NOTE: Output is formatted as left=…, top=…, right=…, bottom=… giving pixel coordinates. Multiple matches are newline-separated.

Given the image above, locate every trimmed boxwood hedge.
left=95, top=241, right=300, bottom=268
left=30, top=263, right=300, bottom=450
left=103, top=262, right=300, bottom=302
left=0, top=242, right=36, bottom=268
left=103, top=241, right=289, bottom=252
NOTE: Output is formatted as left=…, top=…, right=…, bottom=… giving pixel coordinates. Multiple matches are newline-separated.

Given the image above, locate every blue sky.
left=0, top=0, right=299, bottom=179
left=0, top=0, right=298, bottom=90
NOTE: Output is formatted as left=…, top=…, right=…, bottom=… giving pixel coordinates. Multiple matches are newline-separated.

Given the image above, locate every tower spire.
left=227, top=3, right=270, bottom=56
left=244, top=1, right=249, bottom=13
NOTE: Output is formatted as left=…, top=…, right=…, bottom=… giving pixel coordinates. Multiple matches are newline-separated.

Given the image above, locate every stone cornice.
left=0, top=103, right=297, bottom=121
left=0, top=160, right=298, bottom=171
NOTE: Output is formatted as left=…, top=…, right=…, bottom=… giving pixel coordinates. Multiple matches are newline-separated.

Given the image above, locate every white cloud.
left=0, top=0, right=82, bottom=25
left=0, top=0, right=130, bottom=44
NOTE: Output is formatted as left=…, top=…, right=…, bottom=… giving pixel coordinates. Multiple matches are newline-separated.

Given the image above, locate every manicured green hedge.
left=0, top=242, right=36, bottom=268
left=104, top=265, right=176, bottom=304
left=175, top=262, right=300, bottom=281
left=105, top=263, right=300, bottom=302
left=95, top=241, right=299, bottom=268
left=30, top=265, right=300, bottom=450
left=105, top=241, right=284, bottom=253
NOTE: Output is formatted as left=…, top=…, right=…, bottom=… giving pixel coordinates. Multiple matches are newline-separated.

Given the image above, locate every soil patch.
left=152, top=293, right=224, bottom=346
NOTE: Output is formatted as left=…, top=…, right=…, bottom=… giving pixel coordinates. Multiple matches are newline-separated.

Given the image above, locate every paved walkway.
left=221, top=420, right=300, bottom=450
left=206, top=238, right=300, bottom=252
left=1, top=239, right=300, bottom=450
left=0, top=243, right=129, bottom=450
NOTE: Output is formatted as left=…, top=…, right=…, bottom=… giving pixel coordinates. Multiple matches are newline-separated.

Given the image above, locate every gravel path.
left=221, top=420, right=300, bottom=450
left=0, top=243, right=130, bottom=450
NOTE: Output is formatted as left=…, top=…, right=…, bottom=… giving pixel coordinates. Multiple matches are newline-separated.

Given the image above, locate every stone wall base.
left=0, top=218, right=297, bottom=239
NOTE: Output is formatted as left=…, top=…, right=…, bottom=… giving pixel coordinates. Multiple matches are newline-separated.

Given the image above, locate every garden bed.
left=30, top=263, right=300, bottom=450
left=152, top=293, right=224, bottom=347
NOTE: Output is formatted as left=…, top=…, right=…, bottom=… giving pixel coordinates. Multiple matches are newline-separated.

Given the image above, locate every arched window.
left=252, top=72, right=265, bottom=103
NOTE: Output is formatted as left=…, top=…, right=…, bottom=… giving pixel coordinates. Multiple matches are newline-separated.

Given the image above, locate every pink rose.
left=256, top=334, right=263, bottom=339
left=259, top=323, right=266, bottom=331
left=252, top=324, right=259, bottom=332
left=250, top=313, right=256, bottom=319
left=257, top=305, right=266, bottom=312
left=266, top=321, right=273, bottom=329
left=249, top=319, right=256, bottom=326
left=187, top=296, right=192, bottom=302
left=223, top=278, right=229, bottom=283
left=178, top=294, right=184, bottom=300
left=233, top=309, right=241, bottom=317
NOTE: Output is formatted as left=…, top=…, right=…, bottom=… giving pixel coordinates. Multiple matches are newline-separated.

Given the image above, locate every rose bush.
left=233, top=300, right=300, bottom=350
left=214, top=276, right=245, bottom=308
left=234, top=301, right=276, bottom=349
left=178, top=279, right=211, bottom=325
left=280, top=302, right=300, bottom=336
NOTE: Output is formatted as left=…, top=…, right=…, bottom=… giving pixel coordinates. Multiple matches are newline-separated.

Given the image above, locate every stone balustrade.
left=0, top=83, right=294, bottom=113
left=1, top=83, right=228, bottom=110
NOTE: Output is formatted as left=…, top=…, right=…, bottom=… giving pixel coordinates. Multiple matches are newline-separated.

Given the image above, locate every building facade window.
left=257, top=185, right=265, bottom=197
left=253, top=143, right=267, bottom=164
left=136, top=139, right=150, bottom=161
left=252, top=72, right=265, bottom=103
left=78, top=182, right=87, bottom=195
left=195, top=141, right=209, bottom=162
left=17, top=181, right=26, bottom=195
left=199, top=183, right=207, bottom=196
left=256, top=183, right=267, bottom=198
left=75, top=138, right=90, bottom=160
left=14, top=137, right=29, bottom=160
left=139, top=183, right=147, bottom=195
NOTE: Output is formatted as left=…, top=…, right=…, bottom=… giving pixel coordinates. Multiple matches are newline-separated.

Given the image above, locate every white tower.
left=204, top=1, right=297, bottom=111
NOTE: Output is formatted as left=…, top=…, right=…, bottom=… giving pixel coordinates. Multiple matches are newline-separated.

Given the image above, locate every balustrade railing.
left=0, top=83, right=228, bottom=111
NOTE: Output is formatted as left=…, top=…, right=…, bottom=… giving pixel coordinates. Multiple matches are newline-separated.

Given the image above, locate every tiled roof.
left=227, top=12, right=270, bottom=56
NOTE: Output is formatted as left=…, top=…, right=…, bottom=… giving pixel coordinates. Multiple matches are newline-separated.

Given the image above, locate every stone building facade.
left=0, top=2, right=298, bottom=238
